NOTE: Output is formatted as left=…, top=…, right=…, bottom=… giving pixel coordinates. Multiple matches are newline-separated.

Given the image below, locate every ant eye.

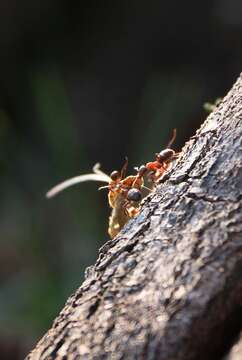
left=127, top=188, right=142, bottom=202
left=110, top=170, right=120, bottom=181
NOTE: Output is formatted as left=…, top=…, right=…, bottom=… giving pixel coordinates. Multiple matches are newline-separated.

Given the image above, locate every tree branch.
left=27, top=74, right=242, bottom=360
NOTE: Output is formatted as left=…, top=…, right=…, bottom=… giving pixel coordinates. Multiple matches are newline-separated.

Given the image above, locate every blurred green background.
left=0, top=0, right=242, bottom=358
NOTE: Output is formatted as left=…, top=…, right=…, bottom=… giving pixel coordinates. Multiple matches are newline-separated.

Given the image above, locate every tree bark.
left=27, top=74, right=242, bottom=360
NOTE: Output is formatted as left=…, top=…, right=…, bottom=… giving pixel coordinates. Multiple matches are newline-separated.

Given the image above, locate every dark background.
left=0, top=0, right=241, bottom=358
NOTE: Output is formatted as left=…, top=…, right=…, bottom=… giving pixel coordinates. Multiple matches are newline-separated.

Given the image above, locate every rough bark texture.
left=27, top=74, right=242, bottom=360
left=225, top=332, right=242, bottom=360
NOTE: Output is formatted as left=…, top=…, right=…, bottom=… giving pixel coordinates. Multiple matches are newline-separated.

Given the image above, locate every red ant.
left=46, top=158, right=145, bottom=238
left=136, top=129, right=180, bottom=184
left=103, top=158, right=146, bottom=237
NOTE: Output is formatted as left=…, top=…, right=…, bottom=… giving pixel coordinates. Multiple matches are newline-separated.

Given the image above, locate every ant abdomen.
left=156, top=148, right=175, bottom=163
left=127, top=188, right=142, bottom=202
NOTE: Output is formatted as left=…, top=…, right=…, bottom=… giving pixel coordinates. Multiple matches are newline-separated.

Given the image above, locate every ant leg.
left=123, top=200, right=130, bottom=217
left=172, top=151, right=181, bottom=159
left=127, top=205, right=140, bottom=217
left=146, top=171, right=157, bottom=186
left=123, top=200, right=139, bottom=217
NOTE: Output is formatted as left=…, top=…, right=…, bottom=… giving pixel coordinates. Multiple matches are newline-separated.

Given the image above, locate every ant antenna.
left=166, top=128, right=177, bottom=148
left=120, top=157, right=128, bottom=179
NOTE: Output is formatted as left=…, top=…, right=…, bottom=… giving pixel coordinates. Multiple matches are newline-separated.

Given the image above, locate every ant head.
left=134, top=165, right=147, bottom=177
left=138, top=165, right=147, bottom=176
left=127, top=188, right=142, bottom=202
left=110, top=170, right=120, bottom=181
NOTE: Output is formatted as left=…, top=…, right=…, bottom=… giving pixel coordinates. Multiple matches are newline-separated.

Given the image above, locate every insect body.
left=136, top=129, right=179, bottom=184
left=46, top=131, right=179, bottom=238
left=99, top=159, right=144, bottom=238
left=46, top=161, right=144, bottom=238
left=108, top=185, right=141, bottom=238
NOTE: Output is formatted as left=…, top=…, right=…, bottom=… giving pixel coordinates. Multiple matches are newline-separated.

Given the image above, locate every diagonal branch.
left=27, top=73, right=242, bottom=360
